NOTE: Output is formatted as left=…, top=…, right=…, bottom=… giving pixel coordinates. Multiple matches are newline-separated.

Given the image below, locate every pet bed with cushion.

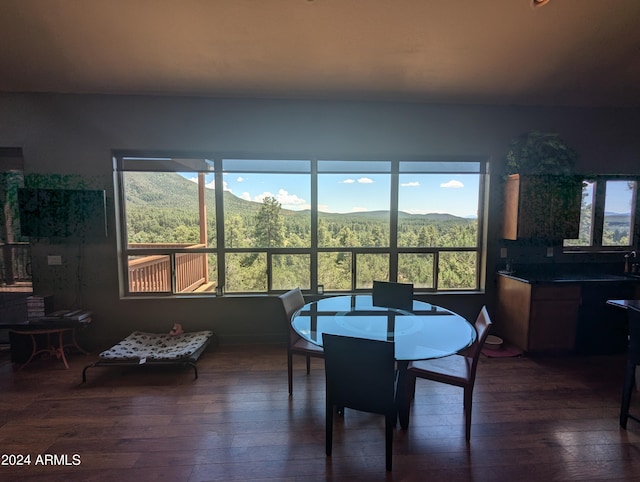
left=82, top=330, right=214, bottom=382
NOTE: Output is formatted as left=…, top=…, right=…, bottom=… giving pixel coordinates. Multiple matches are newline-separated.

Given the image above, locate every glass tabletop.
left=291, top=295, right=476, bottom=361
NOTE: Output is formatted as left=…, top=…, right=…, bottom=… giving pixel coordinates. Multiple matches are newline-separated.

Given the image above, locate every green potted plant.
left=505, top=131, right=578, bottom=175
left=502, top=131, right=582, bottom=240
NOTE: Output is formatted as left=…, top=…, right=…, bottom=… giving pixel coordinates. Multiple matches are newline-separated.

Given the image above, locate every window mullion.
left=351, top=250, right=357, bottom=291
left=592, top=180, right=606, bottom=247
left=389, top=161, right=399, bottom=282
left=214, top=160, right=226, bottom=290
left=267, top=251, right=273, bottom=292
left=633, top=180, right=640, bottom=247
left=311, top=159, right=318, bottom=293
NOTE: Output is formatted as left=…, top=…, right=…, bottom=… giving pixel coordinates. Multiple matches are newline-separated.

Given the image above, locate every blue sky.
left=182, top=172, right=480, bottom=218
left=601, top=180, right=635, bottom=214
left=182, top=174, right=635, bottom=218
left=583, top=180, right=635, bottom=214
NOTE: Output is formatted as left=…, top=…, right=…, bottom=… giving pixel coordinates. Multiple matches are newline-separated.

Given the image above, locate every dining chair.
left=279, top=288, right=324, bottom=396
left=372, top=280, right=414, bottom=311
left=620, top=307, right=640, bottom=429
left=406, top=305, right=492, bottom=442
left=322, top=333, right=397, bottom=471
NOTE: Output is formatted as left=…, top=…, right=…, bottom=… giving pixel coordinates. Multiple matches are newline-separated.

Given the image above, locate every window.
left=222, top=159, right=311, bottom=292
left=115, top=155, right=486, bottom=296
left=564, top=176, right=638, bottom=251
left=398, top=161, right=480, bottom=290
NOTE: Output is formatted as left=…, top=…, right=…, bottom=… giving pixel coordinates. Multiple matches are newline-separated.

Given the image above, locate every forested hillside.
left=124, top=171, right=477, bottom=248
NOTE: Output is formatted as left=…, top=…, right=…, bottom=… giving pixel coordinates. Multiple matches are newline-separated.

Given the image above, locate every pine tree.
left=254, top=196, right=285, bottom=247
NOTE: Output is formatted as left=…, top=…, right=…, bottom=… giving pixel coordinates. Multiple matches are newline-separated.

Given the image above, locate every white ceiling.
left=1, top=0, right=639, bottom=107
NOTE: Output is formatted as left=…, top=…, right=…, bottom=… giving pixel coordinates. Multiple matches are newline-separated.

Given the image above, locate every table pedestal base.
left=11, top=328, right=75, bottom=369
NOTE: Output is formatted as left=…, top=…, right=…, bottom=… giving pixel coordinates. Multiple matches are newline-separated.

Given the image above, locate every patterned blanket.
left=99, top=331, right=214, bottom=361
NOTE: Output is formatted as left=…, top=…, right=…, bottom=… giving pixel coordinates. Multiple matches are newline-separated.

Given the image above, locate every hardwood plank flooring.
left=1, top=344, right=639, bottom=481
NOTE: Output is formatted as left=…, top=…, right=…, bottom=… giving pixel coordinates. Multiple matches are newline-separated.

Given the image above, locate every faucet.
left=626, top=250, right=637, bottom=273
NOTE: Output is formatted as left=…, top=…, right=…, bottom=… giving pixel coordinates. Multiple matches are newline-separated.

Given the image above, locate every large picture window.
left=115, top=155, right=486, bottom=296
left=564, top=176, right=639, bottom=251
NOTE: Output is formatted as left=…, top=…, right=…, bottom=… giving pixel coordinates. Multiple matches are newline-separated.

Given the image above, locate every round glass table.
left=291, top=295, right=477, bottom=428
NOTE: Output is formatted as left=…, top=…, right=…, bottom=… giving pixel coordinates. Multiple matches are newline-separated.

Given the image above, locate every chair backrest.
left=280, top=287, right=305, bottom=322
left=322, top=333, right=396, bottom=415
left=372, top=280, right=414, bottom=312
left=462, top=305, right=493, bottom=379
left=279, top=288, right=306, bottom=343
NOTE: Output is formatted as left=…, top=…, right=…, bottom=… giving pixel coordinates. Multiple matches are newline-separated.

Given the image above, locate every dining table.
left=291, top=294, right=477, bottom=429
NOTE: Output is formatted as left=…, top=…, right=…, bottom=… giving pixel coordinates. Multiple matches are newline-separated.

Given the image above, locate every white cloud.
left=351, top=207, right=368, bottom=212
left=254, top=191, right=273, bottom=203
left=401, top=181, right=420, bottom=187
left=186, top=175, right=218, bottom=190
left=252, top=189, right=309, bottom=210
left=358, top=177, right=374, bottom=184
left=236, top=176, right=246, bottom=183
left=440, top=179, right=464, bottom=188
left=240, top=192, right=251, bottom=201
left=275, top=188, right=309, bottom=210
left=341, top=178, right=355, bottom=184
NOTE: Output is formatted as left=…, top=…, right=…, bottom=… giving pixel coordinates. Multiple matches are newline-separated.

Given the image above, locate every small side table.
left=4, top=310, right=92, bottom=369
left=10, top=327, right=74, bottom=369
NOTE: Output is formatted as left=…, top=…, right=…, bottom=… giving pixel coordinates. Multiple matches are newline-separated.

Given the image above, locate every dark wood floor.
left=1, top=343, right=639, bottom=481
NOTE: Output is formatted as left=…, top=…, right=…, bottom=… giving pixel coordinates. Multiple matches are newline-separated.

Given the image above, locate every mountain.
left=124, top=171, right=261, bottom=215
left=604, top=212, right=632, bottom=225
left=124, top=172, right=473, bottom=223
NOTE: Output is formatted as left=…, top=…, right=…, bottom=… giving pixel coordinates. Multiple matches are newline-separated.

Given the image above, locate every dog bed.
left=82, top=330, right=214, bottom=382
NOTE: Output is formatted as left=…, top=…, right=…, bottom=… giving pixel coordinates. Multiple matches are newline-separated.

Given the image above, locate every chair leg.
left=464, top=386, right=473, bottom=442
left=306, top=354, right=311, bottom=374
left=408, top=372, right=416, bottom=400
left=385, top=413, right=394, bottom=471
left=288, top=351, right=294, bottom=396
left=326, top=399, right=333, bottom=457
left=620, top=362, right=636, bottom=429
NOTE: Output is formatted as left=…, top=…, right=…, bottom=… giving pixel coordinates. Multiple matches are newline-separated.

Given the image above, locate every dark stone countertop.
left=497, top=271, right=640, bottom=284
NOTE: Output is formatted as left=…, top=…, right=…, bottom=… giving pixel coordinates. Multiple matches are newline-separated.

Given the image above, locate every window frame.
left=563, top=175, right=640, bottom=253
left=115, top=153, right=487, bottom=297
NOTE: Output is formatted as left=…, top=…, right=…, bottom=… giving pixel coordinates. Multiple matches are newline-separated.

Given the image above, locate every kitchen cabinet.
left=496, top=273, right=640, bottom=354
left=502, top=174, right=582, bottom=240
left=495, top=275, right=581, bottom=352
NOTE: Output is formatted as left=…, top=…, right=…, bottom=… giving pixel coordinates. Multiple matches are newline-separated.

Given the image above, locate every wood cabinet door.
left=529, top=299, right=580, bottom=351
left=502, top=174, right=582, bottom=241
left=495, top=275, right=532, bottom=351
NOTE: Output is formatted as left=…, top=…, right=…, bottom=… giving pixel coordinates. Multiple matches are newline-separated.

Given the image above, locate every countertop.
left=497, top=271, right=640, bottom=284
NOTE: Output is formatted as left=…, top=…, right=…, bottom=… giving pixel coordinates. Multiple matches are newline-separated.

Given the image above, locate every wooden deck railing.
left=1, top=242, right=31, bottom=285
left=128, top=243, right=208, bottom=293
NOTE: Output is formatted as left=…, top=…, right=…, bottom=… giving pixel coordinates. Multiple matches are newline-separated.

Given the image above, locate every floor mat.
left=481, top=343, right=523, bottom=358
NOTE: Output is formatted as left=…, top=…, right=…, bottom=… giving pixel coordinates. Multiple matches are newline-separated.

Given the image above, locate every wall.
left=1, top=93, right=639, bottom=348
